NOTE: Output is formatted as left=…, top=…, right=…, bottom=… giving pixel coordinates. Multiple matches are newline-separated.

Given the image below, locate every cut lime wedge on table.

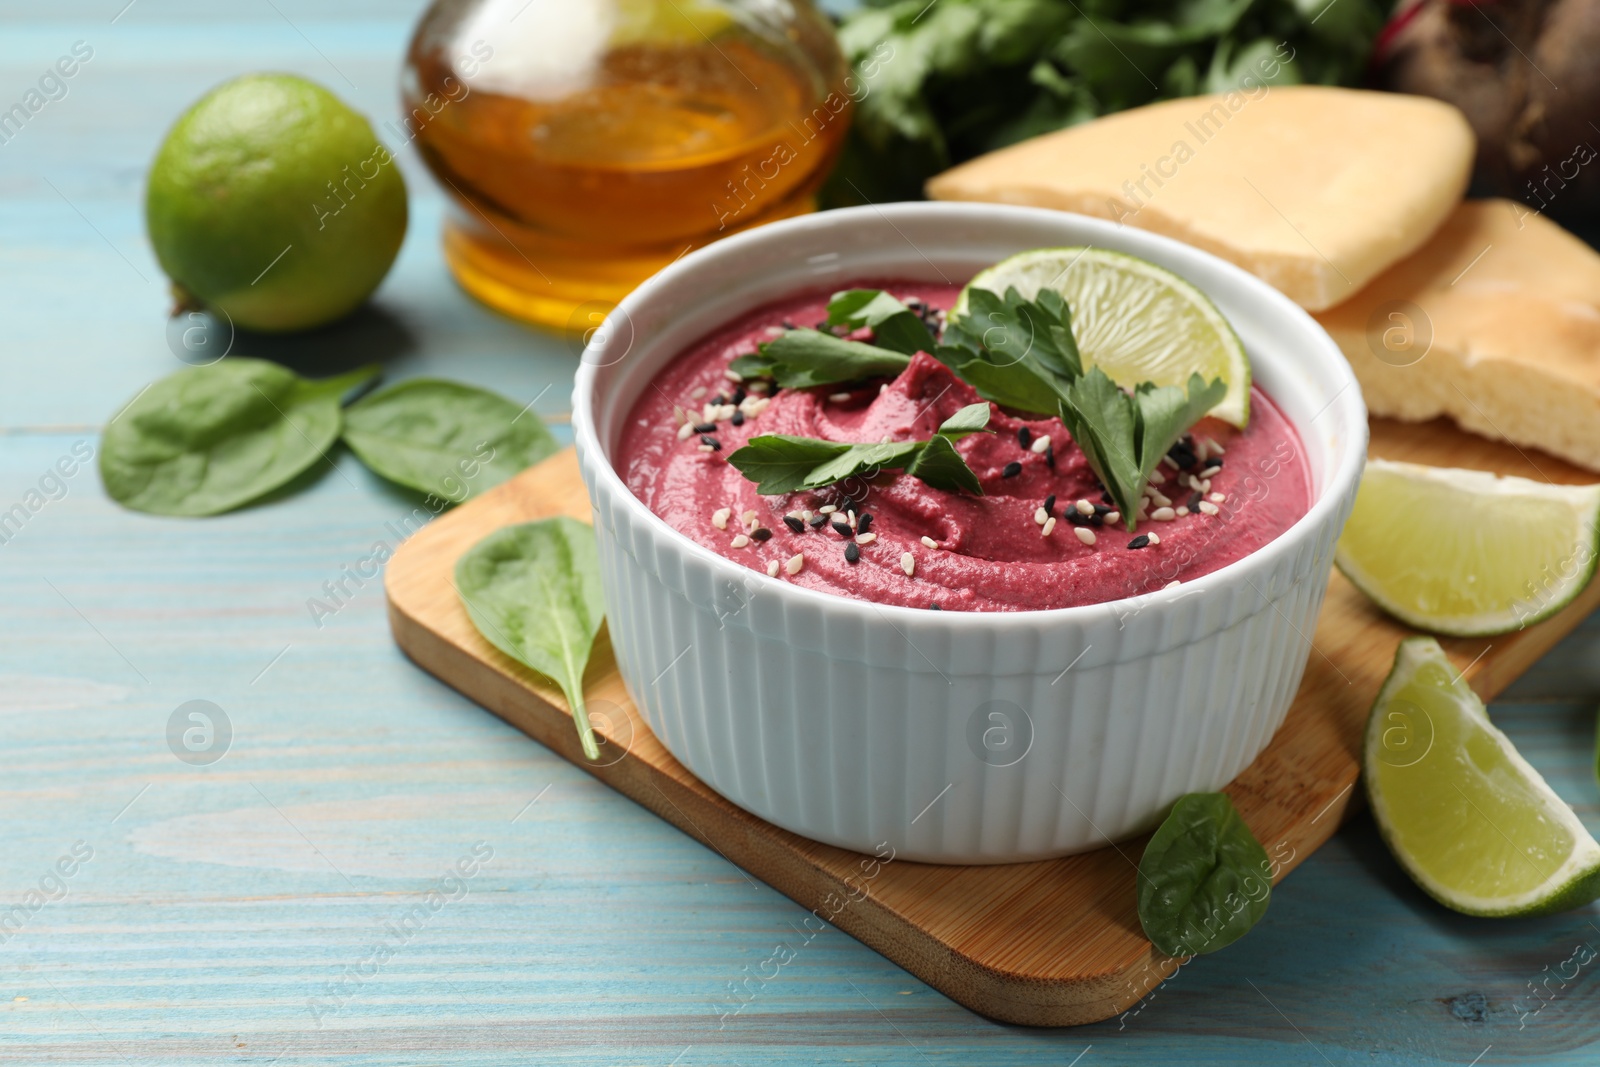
left=1336, top=459, right=1600, bottom=637
left=951, top=247, right=1251, bottom=426
left=1366, top=637, right=1600, bottom=917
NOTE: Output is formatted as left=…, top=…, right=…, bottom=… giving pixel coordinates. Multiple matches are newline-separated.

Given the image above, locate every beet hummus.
left=618, top=283, right=1312, bottom=612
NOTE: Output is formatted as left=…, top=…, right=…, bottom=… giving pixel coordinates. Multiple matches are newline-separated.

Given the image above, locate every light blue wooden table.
left=3, top=2, right=1599, bottom=1063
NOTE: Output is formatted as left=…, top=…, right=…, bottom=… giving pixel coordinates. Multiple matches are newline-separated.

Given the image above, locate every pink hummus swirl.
left=619, top=283, right=1311, bottom=612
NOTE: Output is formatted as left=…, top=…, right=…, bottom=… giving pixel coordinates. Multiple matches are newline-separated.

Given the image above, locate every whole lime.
left=146, top=73, right=407, bottom=333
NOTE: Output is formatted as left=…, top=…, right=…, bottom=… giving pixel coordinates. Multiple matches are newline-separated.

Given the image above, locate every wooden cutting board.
left=385, top=417, right=1600, bottom=1027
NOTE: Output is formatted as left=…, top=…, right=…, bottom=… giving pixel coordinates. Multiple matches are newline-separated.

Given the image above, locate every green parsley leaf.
left=1058, top=368, right=1144, bottom=523
left=934, top=286, right=1082, bottom=415
left=727, top=404, right=991, bottom=496
left=734, top=328, right=911, bottom=389
left=904, top=433, right=983, bottom=495
left=826, top=289, right=938, bottom=355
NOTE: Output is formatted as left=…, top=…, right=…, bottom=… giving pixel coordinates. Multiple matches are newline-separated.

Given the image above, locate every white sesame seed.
left=1205, top=437, right=1225, bottom=455
left=846, top=510, right=857, bottom=527
left=879, top=383, right=888, bottom=394
left=1166, top=579, right=1181, bottom=589
left=747, top=380, right=770, bottom=394
left=802, top=510, right=813, bottom=522
left=712, top=507, right=731, bottom=530
left=691, top=385, right=708, bottom=399
left=855, top=532, right=877, bottom=545
left=730, top=534, right=750, bottom=549
left=742, top=509, right=757, bottom=525
left=697, top=444, right=715, bottom=453
left=673, top=405, right=687, bottom=425
left=921, top=535, right=938, bottom=549
left=1194, top=438, right=1210, bottom=462
left=1176, top=506, right=1189, bottom=517
left=1030, top=435, right=1051, bottom=454
left=785, top=553, right=804, bottom=575
left=720, top=404, right=739, bottom=421
left=1148, top=490, right=1172, bottom=508
left=724, top=368, right=744, bottom=382
left=829, top=392, right=851, bottom=403
left=1161, top=456, right=1178, bottom=470
left=1187, top=474, right=1202, bottom=491
left=1149, top=468, right=1168, bottom=484
left=1041, top=516, right=1057, bottom=536
left=1152, top=507, right=1176, bottom=522
left=701, top=403, right=716, bottom=423
left=1104, top=511, right=1120, bottom=525
left=677, top=422, right=695, bottom=441
left=1147, top=532, right=1161, bottom=545
left=764, top=326, right=784, bottom=337
left=901, top=552, right=915, bottom=576
left=818, top=505, right=837, bottom=515
left=1075, top=526, right=1097, bottom=546
left=767, top=559, right=780, bottom=577
left=1198, top=500, right=1221, bottom=516
left=1199, top=479, right=1211, bottom=493
left=1075, top=499, right=1094, bottom=516
left=1034, top=507, right=1048, bottom=525
left=1210, top=493, right=1226, bottom=503
left=1200, top=465, right=1222, bottom=479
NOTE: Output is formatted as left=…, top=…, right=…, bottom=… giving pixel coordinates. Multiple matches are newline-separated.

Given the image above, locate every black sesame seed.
left=1043, top=494, right=1057, bottom=516
left=1100, top=491, right=1115, bottom=505
left=1045, top=442, right=1056, bottom=469
left=1127, top=534, right=1150, bottom=550
left=731, top=387, right=746, bottom=405
left=844, top=542, right=860, bottom=563
left=831, top=520, right=853, bottom=537
left=700, top=435, right=721, bottom=450
left=711, top=394, right=727, bottom=406
left=731, top=410, right=745, bottom=426
left=1206, top=457, right=1224, bottom=468
left=752, top=527, right=773, bottom=542
left=814, top=320, right=830, bottom=331
left=808, top=514, right=829, bottom=528
left=929, top=602, right=942, bottom=610
left=1001, top=461, right=1022, bottom=478
left=857, top=512, right=874, bottom=533
left=783, top=516, right=806, bottom=535
left=1066, top=510, right=1089, bottom=526
left=1089, top=513, right=1104, bottom=526
left=694, top=422, right=716, bottom=434
left=781, top=320, right=797, bottom=330
left=1093, top=504, right=1111, bottom=516
left=1018, top=427, right=1033, bottom=449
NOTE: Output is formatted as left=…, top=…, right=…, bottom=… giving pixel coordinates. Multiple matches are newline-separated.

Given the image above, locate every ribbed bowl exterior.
left=575, top=204, right=1366, bottom=863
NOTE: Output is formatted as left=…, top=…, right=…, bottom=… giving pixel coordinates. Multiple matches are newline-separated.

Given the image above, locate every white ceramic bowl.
left=573, top=203, right=1366, bottom=864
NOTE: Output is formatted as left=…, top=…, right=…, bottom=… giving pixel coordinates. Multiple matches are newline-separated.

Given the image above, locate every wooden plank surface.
left=384, top=419, right=1600, bottom=1027
left=4, top=1, right=1600, bottom=1063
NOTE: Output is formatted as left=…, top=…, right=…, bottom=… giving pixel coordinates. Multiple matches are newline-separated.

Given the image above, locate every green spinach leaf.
left=455, top=518, right=606, bottom=761
left=1137, top=793, right=1272, bottom=958
left=342, top=379, right=559, bottom=504
left=99, top=358, right=378, bottom=517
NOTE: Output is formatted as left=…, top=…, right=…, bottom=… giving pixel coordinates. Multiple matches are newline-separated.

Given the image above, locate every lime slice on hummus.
left=1336, top=459, right=1600, bottom=637
left=952, top=247, right=1250, bottom=426
left=1365, top=636, right=1600, bottom=917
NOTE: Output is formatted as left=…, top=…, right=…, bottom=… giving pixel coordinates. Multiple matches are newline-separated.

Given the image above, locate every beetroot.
left=1376, top=0, right=1600, bottom=225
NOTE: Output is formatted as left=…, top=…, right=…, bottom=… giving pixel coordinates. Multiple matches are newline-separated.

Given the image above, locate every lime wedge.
left=952, top=247, right=1251, bottom=426
left=1365, top=636, right=1600, bottom=917
left=1336, top=459, right=1600, bottom=637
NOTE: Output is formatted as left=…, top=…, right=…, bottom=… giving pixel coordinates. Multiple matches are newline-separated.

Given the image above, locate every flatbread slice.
left=1316, top=199, right=1600, bottom=471
left=926, top=86, right=1475, bottom=311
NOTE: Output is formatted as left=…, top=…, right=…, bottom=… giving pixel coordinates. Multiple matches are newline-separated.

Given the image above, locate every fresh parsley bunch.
left=826, top=0, right=1385, bottom=203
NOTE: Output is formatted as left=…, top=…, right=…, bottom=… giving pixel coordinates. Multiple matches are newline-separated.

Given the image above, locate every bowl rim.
left=572, top=201, right=1367, bottom=627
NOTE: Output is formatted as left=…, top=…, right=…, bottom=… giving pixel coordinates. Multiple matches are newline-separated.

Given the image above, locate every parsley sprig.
left=729, top=287, right=1226, bottom=528
left=727, top=402, right=992, bottom=496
